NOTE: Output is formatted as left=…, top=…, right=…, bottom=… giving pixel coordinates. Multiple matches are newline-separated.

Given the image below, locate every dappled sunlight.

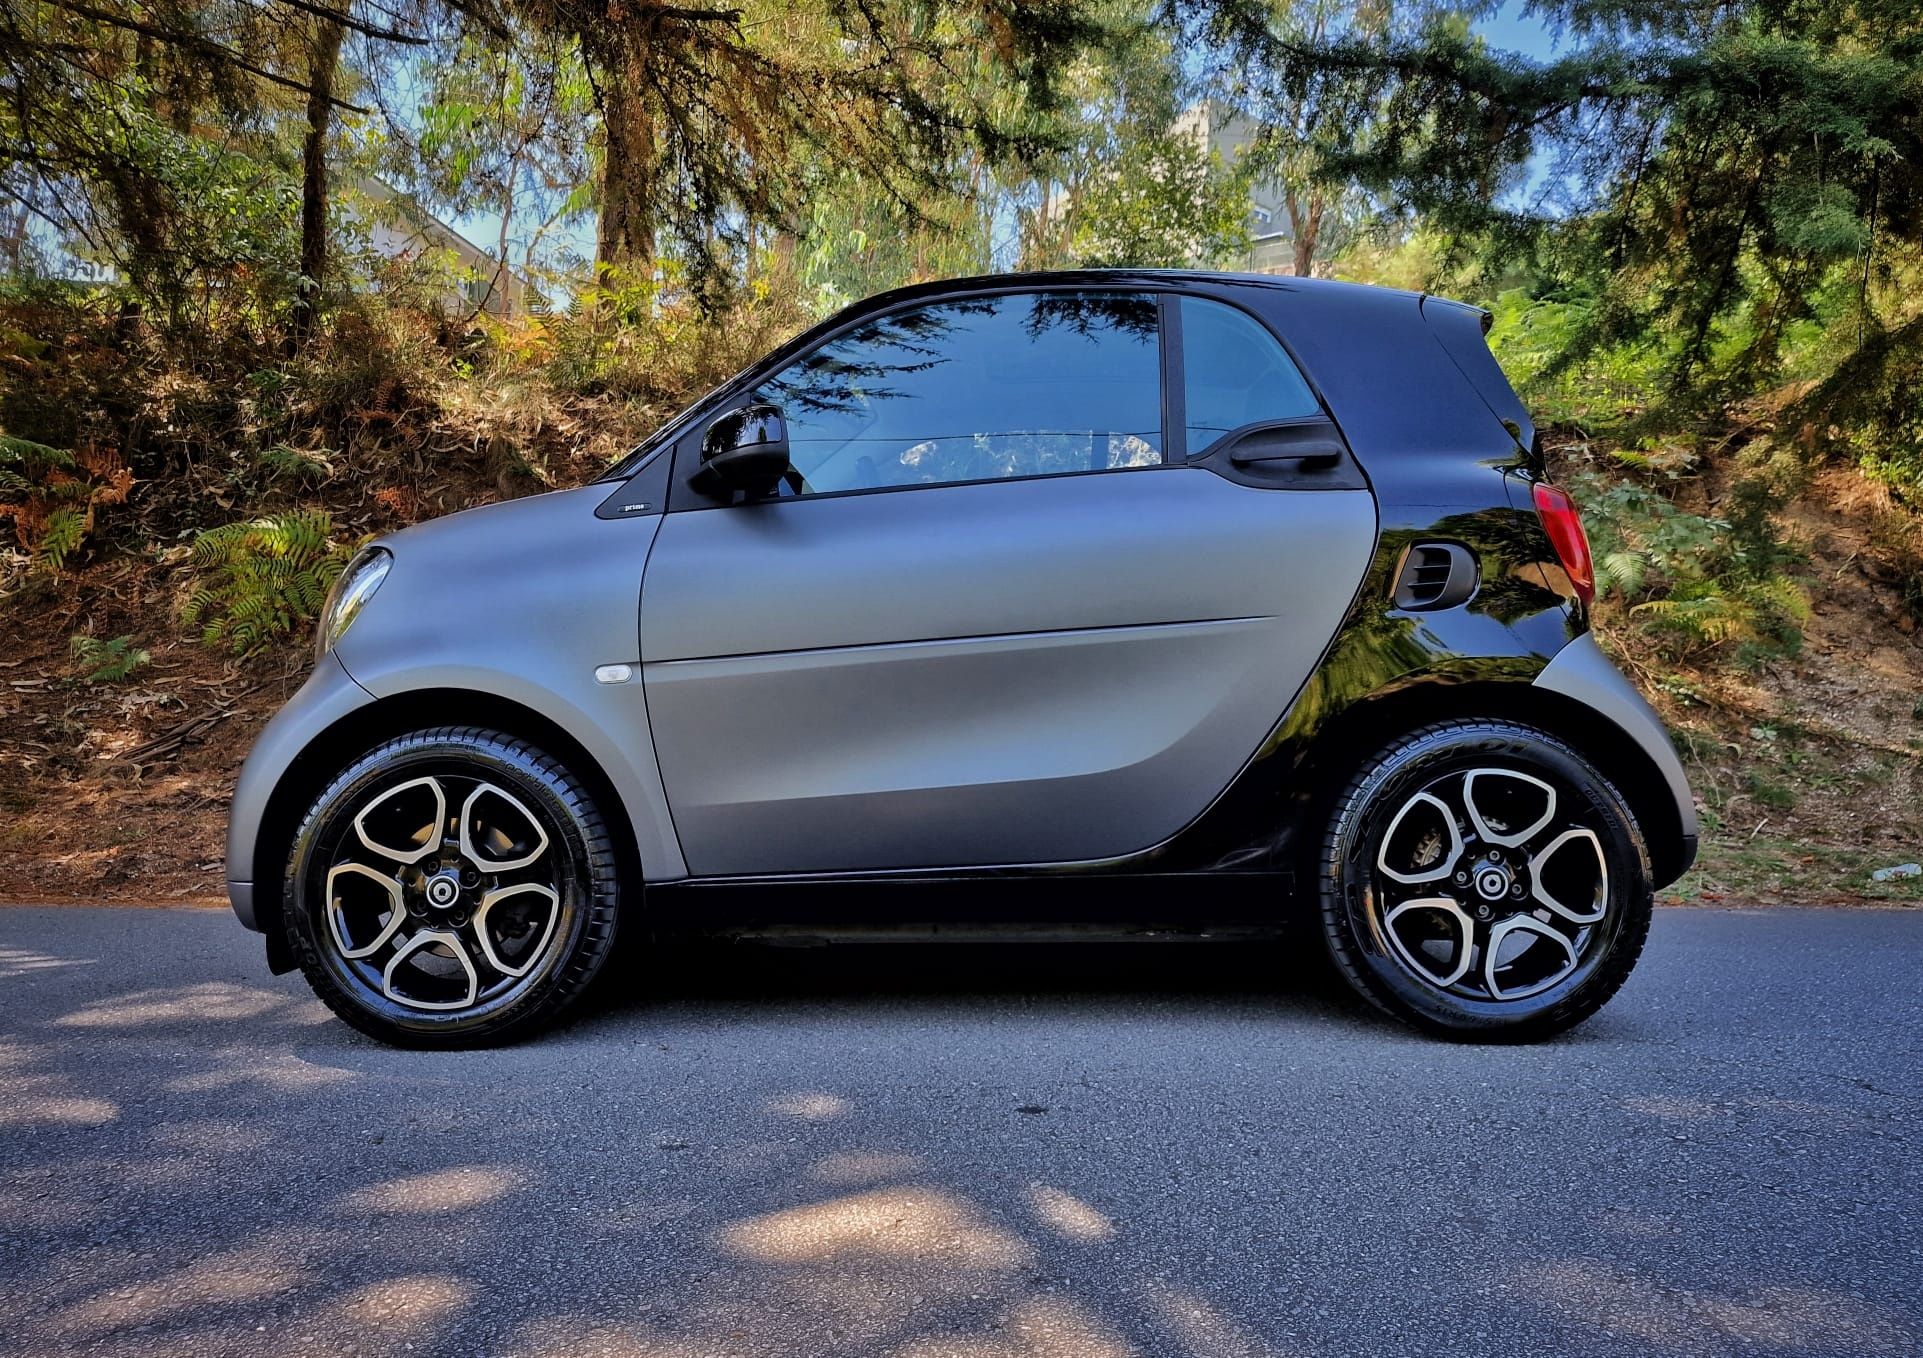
left=1140, top=1282, right=1286, bottom=1358
left=0, top=1091, right=118, bottom=1126
left=325, top=1273, right=476, bottom=1334
left=689, top=1259, right=1013, bottom=1347
left=891, top=1296, right=1138, bottom=1358
left=810, top=1151, right=925, bottom=1186
left=0, top=1184, right=107, bottom=1230
left=42, top=1272, right=479, bottom=1358
left=165, top=1045, right=358, bottom=1093
left=0, top=1056, right=118, bottom=1126
left=0, top=945, right=95, bottom=979
left=503, top=1317, right=751, bottom=1358
left=1026, top=1185, right=1116, bottom=1243
left=999, top=1296, right=1137, bottom=1358
left=48, top=1240, right=311, bottom=1336
left=767, top=1090, right=853, bottom=1121
left=55, top=981, right=290, bottom=1028
left=889, top=1339, right=1025, bottom=1358
left=0, top=1051, right=119, bottom=1127
left=338, top=1165, right=522, bottom=1215
left=718, top=1186, right=1033, bottom=1269
left=0, top=1040, right=48, bottom=1069
left=1523, top=1259, right=1918, bottom=1354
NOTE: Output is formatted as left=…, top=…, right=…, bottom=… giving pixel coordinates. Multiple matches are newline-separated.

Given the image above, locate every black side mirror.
left=694, top=402, right=791, bottom=498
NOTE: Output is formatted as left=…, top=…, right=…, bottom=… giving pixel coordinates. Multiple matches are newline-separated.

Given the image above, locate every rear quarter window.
left=1180, top=296, right=1321, bottom=456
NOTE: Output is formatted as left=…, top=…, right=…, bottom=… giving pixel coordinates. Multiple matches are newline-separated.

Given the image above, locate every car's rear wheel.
left=1316, top=719, right=1652, bottom=1040
left=282, top=727, right=620, bottom=1047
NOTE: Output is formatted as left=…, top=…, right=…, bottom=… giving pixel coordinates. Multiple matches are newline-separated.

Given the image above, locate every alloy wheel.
left=320, top=771, right=566, bottom=1013
left=1369, top=765, right=1611, bottom=1003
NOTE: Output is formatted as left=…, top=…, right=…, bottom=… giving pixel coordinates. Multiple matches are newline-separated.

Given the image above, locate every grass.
left=1674, top=834, right=1923, bottom=906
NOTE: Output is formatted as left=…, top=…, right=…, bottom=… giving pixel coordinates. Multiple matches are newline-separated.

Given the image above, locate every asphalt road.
left=0, top=905, right=1918, bottom=1358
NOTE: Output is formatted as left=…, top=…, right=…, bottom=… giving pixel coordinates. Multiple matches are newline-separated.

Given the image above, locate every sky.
left=1480, top=0, right=1566, bottom=60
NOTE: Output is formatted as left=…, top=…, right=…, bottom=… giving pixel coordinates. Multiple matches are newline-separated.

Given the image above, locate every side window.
left=1180, top=297, right=1321, bottom=456
left=753, top=292, right=1162, bottom=497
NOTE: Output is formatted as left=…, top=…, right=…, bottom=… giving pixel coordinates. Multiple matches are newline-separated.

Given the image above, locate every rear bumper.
left=225, top=651, right=376, bottom=931
left=1533, top=633, right=1698, bottom=880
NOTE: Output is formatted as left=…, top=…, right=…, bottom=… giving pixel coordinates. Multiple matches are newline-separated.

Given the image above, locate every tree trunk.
left=1293, top=189, right=1325, bottom=277
left=291, top=14, right=346, bottom=347
left=595, top=73, right=659, bottom=274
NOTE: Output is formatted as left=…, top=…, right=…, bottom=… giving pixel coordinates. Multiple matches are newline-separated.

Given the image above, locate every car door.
left=639, top=288, right=1378, bottom=876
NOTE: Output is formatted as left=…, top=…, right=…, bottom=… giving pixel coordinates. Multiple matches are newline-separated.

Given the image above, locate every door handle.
left=1228, top=434, right=1347, bottom=467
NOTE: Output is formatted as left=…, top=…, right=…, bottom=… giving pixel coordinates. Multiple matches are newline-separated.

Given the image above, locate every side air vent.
left=1394, top=542, right=1479, bottom=611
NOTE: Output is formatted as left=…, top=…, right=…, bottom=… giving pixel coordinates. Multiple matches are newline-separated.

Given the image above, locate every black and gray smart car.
left=226, top=270, right=1695, bottom=1047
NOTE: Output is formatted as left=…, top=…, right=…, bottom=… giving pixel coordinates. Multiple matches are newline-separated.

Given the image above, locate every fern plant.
left=0, top=433, right=133, bottom=575
left=182, top=511, right=349, bottom=655
left=69, top=633, right=151, bottom=683
left=1573, top=468, right=1810, bottom=661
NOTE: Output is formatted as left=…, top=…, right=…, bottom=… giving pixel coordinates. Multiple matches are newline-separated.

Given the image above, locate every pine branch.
left=260, top=0, right=430, bottom=45
left=37, top=0, right=374, bottom=113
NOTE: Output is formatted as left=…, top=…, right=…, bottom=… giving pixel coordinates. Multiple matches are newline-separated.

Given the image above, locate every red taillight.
left=1532, top=481, right=1595, bottom=606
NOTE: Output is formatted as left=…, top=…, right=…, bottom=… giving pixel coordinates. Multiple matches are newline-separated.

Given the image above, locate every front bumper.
left=225, top=651, right=375, bottom=930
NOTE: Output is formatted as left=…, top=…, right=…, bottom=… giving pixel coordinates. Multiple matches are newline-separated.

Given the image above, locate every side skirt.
left=641, top=870, right=1298, bottom=938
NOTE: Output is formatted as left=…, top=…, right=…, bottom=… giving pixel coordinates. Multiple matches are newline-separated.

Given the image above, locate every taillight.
left=1532, top=481, right=1595, bottom=606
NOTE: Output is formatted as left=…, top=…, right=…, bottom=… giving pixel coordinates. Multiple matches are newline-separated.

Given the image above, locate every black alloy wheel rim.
left=1364, top=763, right=1617, bottom=1003
left=312, top=767, right=570, bottom=1015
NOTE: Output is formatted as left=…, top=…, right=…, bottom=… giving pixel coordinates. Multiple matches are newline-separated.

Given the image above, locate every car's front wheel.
left=1316, top=719, right=1653, bottom=1041
left=282, top=727, right=620, bottom=1047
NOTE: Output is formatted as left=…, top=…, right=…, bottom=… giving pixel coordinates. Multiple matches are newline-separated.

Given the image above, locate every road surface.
left=0, top=904, right=1918, bottom=1357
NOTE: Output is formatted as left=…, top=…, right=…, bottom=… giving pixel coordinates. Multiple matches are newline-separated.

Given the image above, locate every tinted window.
left=1180, top=297, right=1320, bottom=455
left=754, top=292, right=1162, bottom=496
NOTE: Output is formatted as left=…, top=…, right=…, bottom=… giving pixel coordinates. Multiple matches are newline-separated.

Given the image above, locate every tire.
left=282, top=726, right=621, bottom=1047
left=1315, top=718, right=1652, bottom=1041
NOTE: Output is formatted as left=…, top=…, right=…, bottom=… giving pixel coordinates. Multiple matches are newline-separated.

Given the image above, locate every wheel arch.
left=1290, top=679, right=1696, bottom=889
left=249, top=688, right=646, bottom=972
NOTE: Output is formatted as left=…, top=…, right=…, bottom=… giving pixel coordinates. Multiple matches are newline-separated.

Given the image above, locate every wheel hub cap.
left=1472, top=863, right=1512, bottom=901
left=423, top=872, right=462, bottom=909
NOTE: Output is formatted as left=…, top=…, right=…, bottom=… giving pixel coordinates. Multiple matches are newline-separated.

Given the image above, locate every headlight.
left=316, top=546, right=391, bottom=660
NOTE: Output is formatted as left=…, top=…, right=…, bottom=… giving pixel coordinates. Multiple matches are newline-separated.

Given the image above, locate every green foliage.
left=1571, top=465, right=1810, bottom=663
left=530, top=262, right=812, bottom=406
left=68, top=633, right=151, bottom=684
left=181, top=511, right=350, bottom=655
left=1743, top=771, right=1798, bottom=812
left=1051, top=131, right=1254, bottom=269
left=1186, top=0, right=1923, bottom=458
left=1485, top=289, right=1669, bottom=429
left=1000, top=12, right=1256, bottom=272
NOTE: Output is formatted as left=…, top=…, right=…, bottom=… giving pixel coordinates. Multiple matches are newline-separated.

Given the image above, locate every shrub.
left=182, top=511, right=350, bottom=655
left=0, top=434, right=133, bottom=575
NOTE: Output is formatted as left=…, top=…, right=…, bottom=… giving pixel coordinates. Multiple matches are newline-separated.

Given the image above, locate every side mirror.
left=694, top=402, right=791, bottom=498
